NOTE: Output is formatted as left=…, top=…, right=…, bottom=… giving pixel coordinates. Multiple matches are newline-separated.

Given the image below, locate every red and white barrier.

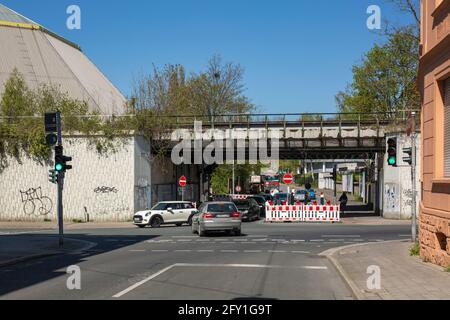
left=265, top=204, right=340, bottom=223
left=230, top=194, right=251, bottom=200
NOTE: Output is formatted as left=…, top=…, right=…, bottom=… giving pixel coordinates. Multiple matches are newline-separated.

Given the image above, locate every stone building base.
left=420, top=211, right=450, bottom=268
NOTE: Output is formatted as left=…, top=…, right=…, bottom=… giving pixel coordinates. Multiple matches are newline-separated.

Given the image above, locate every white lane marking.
left=244, top=250, right=262, bottom=253
left=268, top=250, right=286, bottom=253
left=251, top=239, right=268, bottom=242
left=197, top=250, right=214, bottom=252
left=221, top=250, right=239, bottom=253
left=247, top=235, right=266, bottom=238
left=113, top=263, right=328, bottom=298
left=291, top=251, right=310, bottom=254
left=196, top=239, right=210, bottom=242
left=151, top=250, right=169, bottom=252
left=291, top=240, right=306, bottom=242
left=234, top=239, right=248, bottom=242
left=113, top=265, right=176, bottom=298
left=175, top=250, right=192, bottom=252
left=322, top=235, right=361, bottom=238
left=310, top=240, right=325, bottom=242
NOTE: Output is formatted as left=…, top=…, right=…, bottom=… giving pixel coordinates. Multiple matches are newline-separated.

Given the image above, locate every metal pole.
left=56, top=112, right=64, bottom=248
left=232, top=163, right=235, bottom=195
left=411, top=112, right=417, bottom=243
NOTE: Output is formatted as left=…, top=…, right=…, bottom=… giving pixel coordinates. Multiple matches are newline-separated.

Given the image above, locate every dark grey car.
left=191, top=202, right=242, bottom=237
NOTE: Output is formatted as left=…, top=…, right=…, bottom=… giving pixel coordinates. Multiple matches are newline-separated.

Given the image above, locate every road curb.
left=0, top=237, right=97, bottom=269
left=319, top=239, right=410, bottom=300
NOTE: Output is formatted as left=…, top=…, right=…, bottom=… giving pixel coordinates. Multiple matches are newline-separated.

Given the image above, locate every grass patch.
left=71, top=219, right=84, bottom=224
left=445, top=265, right=450, bottom=273
left=409, top=242, right=420, bottom=256
left=43, top=218, right=52, bottom=222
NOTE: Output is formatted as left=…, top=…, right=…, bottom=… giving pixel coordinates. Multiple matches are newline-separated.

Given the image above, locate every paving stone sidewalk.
left=323, top=240, right=450, bottom=300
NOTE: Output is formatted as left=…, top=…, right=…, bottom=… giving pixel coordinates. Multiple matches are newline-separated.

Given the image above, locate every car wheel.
left=137, top=225, right=146, bottom=229
left=192, top=223, right=197, bottom=234
left=150, top=216, right=163, bottom=228
left=234, top=229, right=241, bottom=237
left=187, top=215, right=193, bottom=226
left=175, top=223, right=183, bottom=227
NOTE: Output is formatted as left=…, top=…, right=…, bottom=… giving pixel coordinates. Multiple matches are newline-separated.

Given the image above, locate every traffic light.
left=387, top=138, right=397, bottom=167
left=48, top=169, right=58, bottom=184
left=403, top=147, right=413, bottom=165
left=55, top=146, right=73, bottom=173
left=44, top=112, right=59, bottom=146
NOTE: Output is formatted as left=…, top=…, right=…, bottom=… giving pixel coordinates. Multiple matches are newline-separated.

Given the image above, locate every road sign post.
left=283, top=173, right=294, bottom=204
left=179, top=176, right=187, bottom=201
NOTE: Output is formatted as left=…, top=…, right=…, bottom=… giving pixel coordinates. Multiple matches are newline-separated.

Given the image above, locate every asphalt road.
left=0, top=221, right=411, bottom=300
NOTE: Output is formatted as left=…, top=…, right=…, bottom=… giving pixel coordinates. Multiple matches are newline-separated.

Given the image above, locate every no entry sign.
left=283, top=173, right=294, bottom=185
left=179, top=176, right=187, bottom=187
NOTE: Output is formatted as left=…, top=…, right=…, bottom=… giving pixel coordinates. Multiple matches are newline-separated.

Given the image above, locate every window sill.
left=432, top=178, right=450, bottom=185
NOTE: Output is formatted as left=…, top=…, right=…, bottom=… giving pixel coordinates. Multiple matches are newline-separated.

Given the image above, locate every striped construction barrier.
left=265, top=204, right=340, bottom=223
left=230, top=194, right=251, bottom=200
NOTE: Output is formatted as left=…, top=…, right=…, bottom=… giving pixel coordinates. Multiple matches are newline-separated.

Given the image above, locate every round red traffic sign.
left=235, top=185, right=242, bottom=193
left=179, top=176, right=187, bottom=187
left=283, top=173, right=294, bottom=185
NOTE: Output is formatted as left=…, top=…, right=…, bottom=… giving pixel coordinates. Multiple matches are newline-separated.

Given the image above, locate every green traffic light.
left=388, top=157, right=396, bottom=166
left=55, top=163, right=63, bottom=171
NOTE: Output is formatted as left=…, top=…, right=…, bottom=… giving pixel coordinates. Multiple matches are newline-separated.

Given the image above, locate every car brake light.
left=203, top=213, right=214, bottom=219
left=232, top=212, right=241, bottom=218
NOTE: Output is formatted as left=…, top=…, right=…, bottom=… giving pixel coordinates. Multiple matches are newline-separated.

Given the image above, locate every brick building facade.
left=418, top=0, right=450, bottom=267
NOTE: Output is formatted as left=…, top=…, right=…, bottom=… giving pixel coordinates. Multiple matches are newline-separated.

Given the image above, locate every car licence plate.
left=216, top=214, right=229, bottom=218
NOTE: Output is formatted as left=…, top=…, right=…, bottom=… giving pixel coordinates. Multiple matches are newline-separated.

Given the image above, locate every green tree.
left=336, top=0, right=420, bottom=119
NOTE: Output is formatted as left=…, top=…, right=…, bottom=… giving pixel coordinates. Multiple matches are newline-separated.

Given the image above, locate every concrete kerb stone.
left=319, top=239, right=411, bottom=300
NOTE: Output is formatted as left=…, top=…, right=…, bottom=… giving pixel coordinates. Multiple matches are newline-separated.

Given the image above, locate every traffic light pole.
left=411, top=112, right=417, bottom=243
left=56, top=112, right=64, bottom=248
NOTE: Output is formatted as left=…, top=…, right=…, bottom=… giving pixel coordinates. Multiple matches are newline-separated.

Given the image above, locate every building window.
left=445, top=78, right=450, bottom=177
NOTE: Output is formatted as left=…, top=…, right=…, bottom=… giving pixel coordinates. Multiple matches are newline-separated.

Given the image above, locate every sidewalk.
left=0, top=234, right=96, bottom=268
left=341, top=216, right=411, bottom=225
left=0, top=221, right=132, bottom=230
left=322, top=240, right=450, bottom=300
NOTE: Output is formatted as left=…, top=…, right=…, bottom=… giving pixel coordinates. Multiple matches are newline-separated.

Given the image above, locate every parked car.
left=191, top=202, right=242, bottom=236
left=232, top=198, right=260, bottom=221
left=294, top=190, right=310, bottom=203
left=133, top=201, right=197, bottom=228
left=248, top=195, right=267, bottom=217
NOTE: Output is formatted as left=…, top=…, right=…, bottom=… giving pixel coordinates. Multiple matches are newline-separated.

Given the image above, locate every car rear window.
left=207, top=203, right=237, bottom=212
left=233, top=200, right=249, bottom=207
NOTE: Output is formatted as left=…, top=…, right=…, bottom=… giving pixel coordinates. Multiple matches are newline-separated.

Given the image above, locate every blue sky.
left=2, top=0, right=415, bottom=114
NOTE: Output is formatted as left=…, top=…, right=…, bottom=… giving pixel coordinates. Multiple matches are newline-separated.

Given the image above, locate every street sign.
left=235, top=185, right=242, bottom=193
left=179, top=176, right=187, bottom=187
left=283, top=173, right=294, bottom=185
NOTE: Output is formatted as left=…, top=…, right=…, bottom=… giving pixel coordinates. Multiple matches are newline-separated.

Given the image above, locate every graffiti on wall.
left=94, top=186, right=118, bottom=194
left=384, top=183, right=400, bottom=213
left=91, top=186, right=129, bottom=215
left=137, top=178, right=151, bottom=210
left=403, top=189, right=413, bottom=207
left=20, top=187, right=53, bottom=216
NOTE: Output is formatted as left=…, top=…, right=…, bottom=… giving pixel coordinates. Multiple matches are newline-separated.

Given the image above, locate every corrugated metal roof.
left=0, top=3, right=38, bottom=25
left=0, top=21, right=126, bottom=114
